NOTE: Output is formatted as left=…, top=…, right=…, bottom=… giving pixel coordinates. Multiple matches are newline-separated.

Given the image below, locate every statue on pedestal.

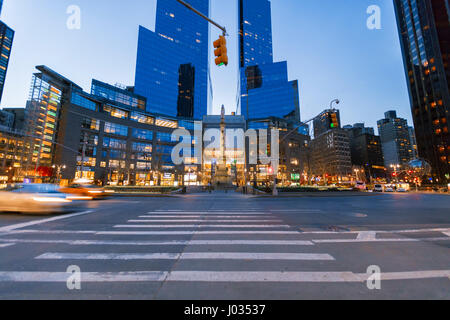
left=212, top=105, right=232, bottom=188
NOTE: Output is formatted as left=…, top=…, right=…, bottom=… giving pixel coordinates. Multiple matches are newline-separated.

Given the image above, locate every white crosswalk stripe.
left=0, top=243, right=14, bottom=248
left=36, top=252, right=334, bottom=261
left=0, top=239, right=314, bottom=246
left=141, top=215, right=277, bottom=219
left=131, top=219, right=284, bottom=223
left=1, top=270, right=449, bottom=283
left=114, top=224, right=292, bottom=229
left=97, top=230, right=301, bottom=235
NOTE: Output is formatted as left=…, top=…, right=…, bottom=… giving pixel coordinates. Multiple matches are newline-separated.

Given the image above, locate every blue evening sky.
left=0, top=0, right=412, bottom=130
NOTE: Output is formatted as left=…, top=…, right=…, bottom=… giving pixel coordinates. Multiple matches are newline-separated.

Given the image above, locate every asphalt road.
left=0, top=192, right=449, bottom=300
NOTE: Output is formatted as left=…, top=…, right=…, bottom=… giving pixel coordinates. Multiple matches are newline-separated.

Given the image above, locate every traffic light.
left=268, top=167, right=274, bottom=175
left=329, top=112, right=339, bottom=129
left=213, top=35, right=228, bottom=67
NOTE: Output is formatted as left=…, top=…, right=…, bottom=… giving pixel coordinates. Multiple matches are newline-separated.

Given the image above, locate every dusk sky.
left=1, top=0, right=412, bottom=130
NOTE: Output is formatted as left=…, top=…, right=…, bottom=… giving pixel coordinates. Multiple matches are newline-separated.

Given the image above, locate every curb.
left=254, top=192, right=380, bottom=198
left=110, top=193, right=177, bottom=198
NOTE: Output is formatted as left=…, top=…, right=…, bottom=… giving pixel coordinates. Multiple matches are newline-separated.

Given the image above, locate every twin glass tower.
left=134, top=0, right=300, bottom=123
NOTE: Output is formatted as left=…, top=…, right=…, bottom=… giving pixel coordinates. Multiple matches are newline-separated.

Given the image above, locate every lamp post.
left=52, top=164, right=66, bottom=185
left=354, top=169, right=360, bottom=182
left=329, top=99, right=340, bottom=111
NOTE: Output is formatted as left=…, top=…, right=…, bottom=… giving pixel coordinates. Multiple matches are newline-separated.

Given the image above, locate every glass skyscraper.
left=134, top=0, right=210, bottom=120
left=393, top=0, right=450, bottom=182
left=238, top=0, right=300, bottom=122
left=0, top=0, right=13, bottom=104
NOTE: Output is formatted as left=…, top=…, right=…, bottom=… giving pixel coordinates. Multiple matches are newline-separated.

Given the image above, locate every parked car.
left=397, top=187, right=408, bottom=192
left=59, top=184, right=108, bottom=200
left=385, top=187, right=395, bottom=192
left=373, top=184, right=384, bottom=192
left=0, top=184, right=73, bottom=214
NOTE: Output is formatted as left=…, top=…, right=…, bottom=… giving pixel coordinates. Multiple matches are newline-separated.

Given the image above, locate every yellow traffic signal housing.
left=329, top=113, right=339, bottom=129
left=213, top=36, right=228, bottom=66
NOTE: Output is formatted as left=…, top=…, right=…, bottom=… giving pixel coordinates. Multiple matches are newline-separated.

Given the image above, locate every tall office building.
left=25, top=66, right=81, bottom=173
left=393, top=0, right=450, bottom=182
left=377, top=111, right=414, bottom=168
left=345, top=124, right=385, bottom=180
left=238, top=0, right=300, bottom=122
left=134, top=0, right=210, bottom=120
left=0, top=20, right=13, bottom=104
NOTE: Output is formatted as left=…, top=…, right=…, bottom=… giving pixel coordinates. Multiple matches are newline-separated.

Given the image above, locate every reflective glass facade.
left=239, top=0, right=273, bottom=68
left=91, top=79, right=146, bottom=111
left=26, top=72, right=64, bottom=169
left=135, top=0, right=210, bottom=120
left=394, top=0, right=450, bottom=181
left=238, top=0, right=300, bottom=122
left=0, top=21, right=13, bottom=104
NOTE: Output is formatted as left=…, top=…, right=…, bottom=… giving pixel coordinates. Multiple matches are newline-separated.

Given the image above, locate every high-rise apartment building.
left=377, top=111, right=414, bottom=168
left=134, top=0, right=210, bottom=120
left=393, top=0, right=450, bottom=182
left=238, top=0, right=300, bottom=122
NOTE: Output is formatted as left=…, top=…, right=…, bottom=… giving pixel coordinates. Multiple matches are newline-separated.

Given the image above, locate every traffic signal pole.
left=176, top=0, right=227, bottom=36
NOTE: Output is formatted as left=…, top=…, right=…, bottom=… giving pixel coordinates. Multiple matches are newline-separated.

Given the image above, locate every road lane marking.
left=0, top=271, right=167, bottom=282
left=356, top=231, right=377, bottom=241
left=114, top=224, right=292, bottom=229
left=313, top=238, right=420, bottom=244
left=148, top=212, right=271, bottom=215
left=0, top=243, right=14, bottom=248
left=443, top=231, right=450, bottom=237
left=97, top=231, right=300, bottom=235
left=0, top=239, right=314, bottom=246
left=152, top=210, right=322, bottom=213
left=4, top=230, right=98, bottom=235
left=1, top=230, right=300, bottom=236
left=4, top=227, right=448, bottom=237
left=270, top=209, right=323, bottom=212
left=0, top=210, right=94, bottom=233
left=1, top=270, right=448, bottom=283
left=131, top=219, right=284, bottom=223
left=374, top=270, right=450, bottom=281
left=36, top=252, right=334, bottom=261
left=141, top=215, right=277, bottom=219
left=168, top=271, right=359, bottom=282
left=154, top=210, right=261, bottom=212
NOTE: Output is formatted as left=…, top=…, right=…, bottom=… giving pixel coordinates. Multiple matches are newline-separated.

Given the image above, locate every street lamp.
left=329, top=99, right=340, bottom=110
left=52, top=164, right=67, bottom=185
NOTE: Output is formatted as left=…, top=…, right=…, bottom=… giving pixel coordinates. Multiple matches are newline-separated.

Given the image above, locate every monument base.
left=213, top=165, right=233, bottom=189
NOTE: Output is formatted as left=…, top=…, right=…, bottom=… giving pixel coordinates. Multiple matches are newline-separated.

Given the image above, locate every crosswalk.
left=0, top=209, right=346, bottom=285
left=0, top=209, right=449, bottom=288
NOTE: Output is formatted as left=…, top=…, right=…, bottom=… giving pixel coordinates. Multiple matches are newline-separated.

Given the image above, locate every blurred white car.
left=397, top=188, right=408, bottom=192
left=385, top=187, right=394, bottom=192
left=0, top=184, right=73, bottom=214
left=373, top=184, right=384, bottom=192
